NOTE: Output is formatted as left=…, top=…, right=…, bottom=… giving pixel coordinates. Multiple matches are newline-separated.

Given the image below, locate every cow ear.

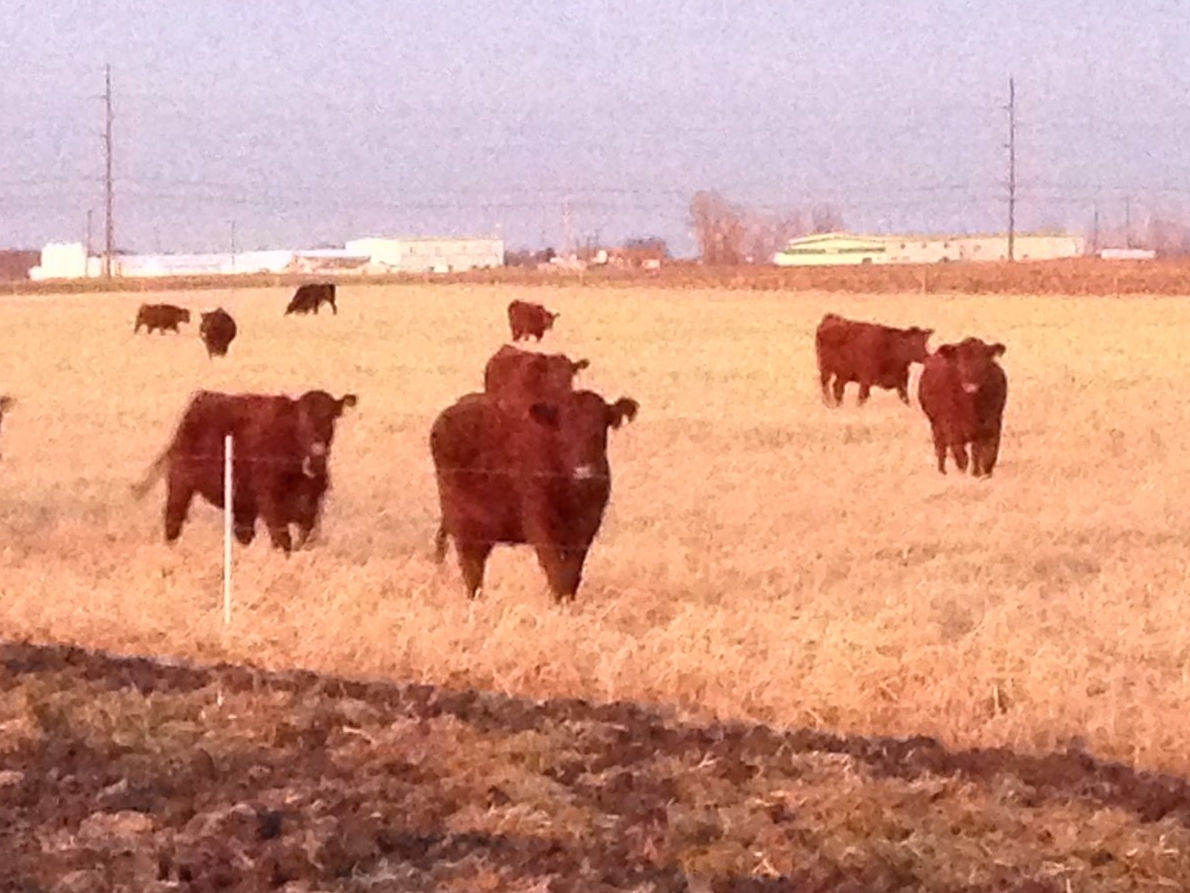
left=924, top=328, right=935, bottom=337
left=529, top=402, right=559, bottom=427
left=936, top=345, right=957, bottom=359
left=572, top=359, right=590, bottom=373
left=607, top=397, right=639, bottom=429
left=339, top=394, right=358, bottom=412
left=989, top=342, right=1006, bottom=357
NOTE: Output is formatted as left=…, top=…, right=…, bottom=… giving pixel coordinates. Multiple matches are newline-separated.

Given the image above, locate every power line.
left=1005, top=76, right=1017, bottom=262
left=103, top=64, right=115, bottom=279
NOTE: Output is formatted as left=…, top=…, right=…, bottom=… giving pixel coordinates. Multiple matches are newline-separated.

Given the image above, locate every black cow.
left=199, top=308, right=237, bottom=358
left=286, top=283, right=338, bottom=316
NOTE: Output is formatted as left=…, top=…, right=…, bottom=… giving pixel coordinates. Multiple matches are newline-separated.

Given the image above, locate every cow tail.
left=130, top=447, right=170, bottom=500
left=433, top=522, right=449, bottom=563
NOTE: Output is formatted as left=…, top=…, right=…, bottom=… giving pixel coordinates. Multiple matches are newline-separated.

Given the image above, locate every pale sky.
left=4, top=1, right=1189, bottom=257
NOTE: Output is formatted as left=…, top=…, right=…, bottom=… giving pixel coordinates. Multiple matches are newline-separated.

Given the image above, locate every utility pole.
left=561, top=196, right=572, bottom=258
left=1005, top=76, right=1016, bottom=262
left=230, top=220, right=237, bottom=270
left=102, top=64, right=115, bottom=279
left=84, top=209, right=94, bottom=274
left=1091, top=202, right=1100, bottom=255
left=1124, top=196, right=1133, bottom=248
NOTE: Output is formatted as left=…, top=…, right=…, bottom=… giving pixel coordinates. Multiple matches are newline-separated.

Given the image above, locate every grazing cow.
left=134, top=303, right=191, bottom=334
left=430, top=389, right=639, bottom=602
left=815, top=313, right=933, bottom=406
left=131, top=389, right=358, bottom=552
left=483, top=344, right=590, bottom=410
left=0, top=395, right=14, bottom=459
left=199, top=308, right=237, bottom=358
left=285, top=283, right=338, bottom=316
left=917, top=337, right=1008, bottom=477
left=507, top=300, right=558, bottom=341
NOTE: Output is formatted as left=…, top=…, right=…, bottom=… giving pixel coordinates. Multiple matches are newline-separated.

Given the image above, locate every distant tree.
left=623, top=236, right=670, bottom=258
left=690, top=190, right=746, bottom=265
left=810, top=202, right=845, bottom=234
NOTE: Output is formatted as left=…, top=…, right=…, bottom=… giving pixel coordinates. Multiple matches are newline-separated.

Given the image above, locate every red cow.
left=507, top=300, right=558, bottom=341
left=917, top=337, right=1008, bottom=476
left=131, top=389, right=357, bottom=551
left=483, top=344, right=590, bottom=409
left=430, top=389, right=638, bottom=602
left=815, top=313, right=933, bottom=406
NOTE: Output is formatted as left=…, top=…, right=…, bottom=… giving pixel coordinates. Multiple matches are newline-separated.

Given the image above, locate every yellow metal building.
left=773, top=231, right=1086, bottom=266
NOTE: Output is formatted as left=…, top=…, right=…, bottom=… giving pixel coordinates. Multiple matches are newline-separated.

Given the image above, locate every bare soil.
left=4, top=641, right=1190, bottom=892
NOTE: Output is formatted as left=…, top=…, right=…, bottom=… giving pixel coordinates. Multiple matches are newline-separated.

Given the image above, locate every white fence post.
left=223, top=433, right=233, bottom=627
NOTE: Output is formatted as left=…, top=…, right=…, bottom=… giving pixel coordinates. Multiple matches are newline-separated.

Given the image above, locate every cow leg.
left=433, top=523, right=449, bottom=563
left=819, top=371, right=835, bottom=406
left=163, top=479, right=194, bottom=543
left=831, top=378, right=846, bottom=406
left=536, top=546, right=588, bottom=603
left=856, top=381, right=872, bottom=405
left=233, top=503, right=257, bottom=545
left=950, top=442, right=969, bottom=474
left=256, top=495, right=293, bottom=553
left=932, top=429, right=948, bottom=474
left=456, top=541, right=492, bottom=599
left=980, top=429, right=1002, bottom=477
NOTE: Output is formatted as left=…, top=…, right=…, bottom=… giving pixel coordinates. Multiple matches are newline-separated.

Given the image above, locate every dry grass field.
left=2, top=281, right=1190, bottom=784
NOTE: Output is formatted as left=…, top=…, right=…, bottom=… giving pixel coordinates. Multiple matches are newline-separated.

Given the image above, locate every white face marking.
left=302, top=456, right=317, bottom=478
left=309, top=442, right=327, bottom=457
left=962, top=383, right=979, bottom=394
left=572, top=464, right=596, bottom=481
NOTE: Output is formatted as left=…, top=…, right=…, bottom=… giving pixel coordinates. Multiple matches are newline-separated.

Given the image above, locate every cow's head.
left=545, top=310, right=559, bottom=329
left=896, top=326, right=934, bottom=363
left=528, top=391, right=638, bottom=482
left=180, top=309, right=192, bottom=323
left=939, top=338, right=1005, bottom=394
left=0, top=395, right=14, bottom=459
left=295, top=391, right=358, bottom=478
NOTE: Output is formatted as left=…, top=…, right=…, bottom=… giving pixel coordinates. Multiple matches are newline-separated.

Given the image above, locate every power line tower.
left=1005, top=76, right=1016, bottom=262
left=102, top=64, right=115, bottom=280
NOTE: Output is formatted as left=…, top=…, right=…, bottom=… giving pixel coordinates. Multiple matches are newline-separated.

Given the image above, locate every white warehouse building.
left=345, top=236, right=505, bottom=273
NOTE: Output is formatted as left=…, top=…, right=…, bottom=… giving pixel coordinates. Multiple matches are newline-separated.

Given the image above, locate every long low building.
left=773, top=231, right=1087, bottom=266
left=27, top=234, right=506, bottom=280
left=344, top=236, right=505, bottom=273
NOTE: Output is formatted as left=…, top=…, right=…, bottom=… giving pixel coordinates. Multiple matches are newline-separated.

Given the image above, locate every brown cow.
left=430, top=389, right=638, bottom=602
left=134, top=303, right=191, bottom=334
left=199, top=308, right=237, bottom=358
left=917, top=337, right=1008, bottom=477
left=0, top=395, right=14, bottom=459
left=507, top=300, right=558, bottom=341
left=815, top=313, right=933, bottom=406
left=483, top=344, right=590, bottom=409
left=131, top=389, right=358, bottom=552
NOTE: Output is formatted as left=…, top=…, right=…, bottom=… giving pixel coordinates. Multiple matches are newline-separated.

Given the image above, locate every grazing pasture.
left=2, top=283, right=1190, bottom=779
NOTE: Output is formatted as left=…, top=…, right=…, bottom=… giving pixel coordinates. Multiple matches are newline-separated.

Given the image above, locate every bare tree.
left=689, top=190, right=746, bottom=265
left=810, top=202, right=844, bottom=234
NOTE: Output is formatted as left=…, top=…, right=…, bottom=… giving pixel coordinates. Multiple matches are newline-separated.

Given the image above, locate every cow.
left=507, top=300, right=558, bottom=342
left=815, top=313, right=933, bottom=407
left=0, top=395, right=14, bottom=459
left=134, top=303, right=191, bottom=334
left=917, top=337, right=1008, bottom=477
left=199, top=308, right=237, bottom=358
left=131, top=389, right=358, bottom=552
left=285, top=283, right=338, bottom=316
left=430, top=389, right=639, bottom=602
left=483, top=344, right=590, bottom=410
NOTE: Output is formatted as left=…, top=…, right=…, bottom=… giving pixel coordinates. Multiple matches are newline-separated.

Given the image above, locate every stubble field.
left=2, top=282, right=1189, bottom=783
